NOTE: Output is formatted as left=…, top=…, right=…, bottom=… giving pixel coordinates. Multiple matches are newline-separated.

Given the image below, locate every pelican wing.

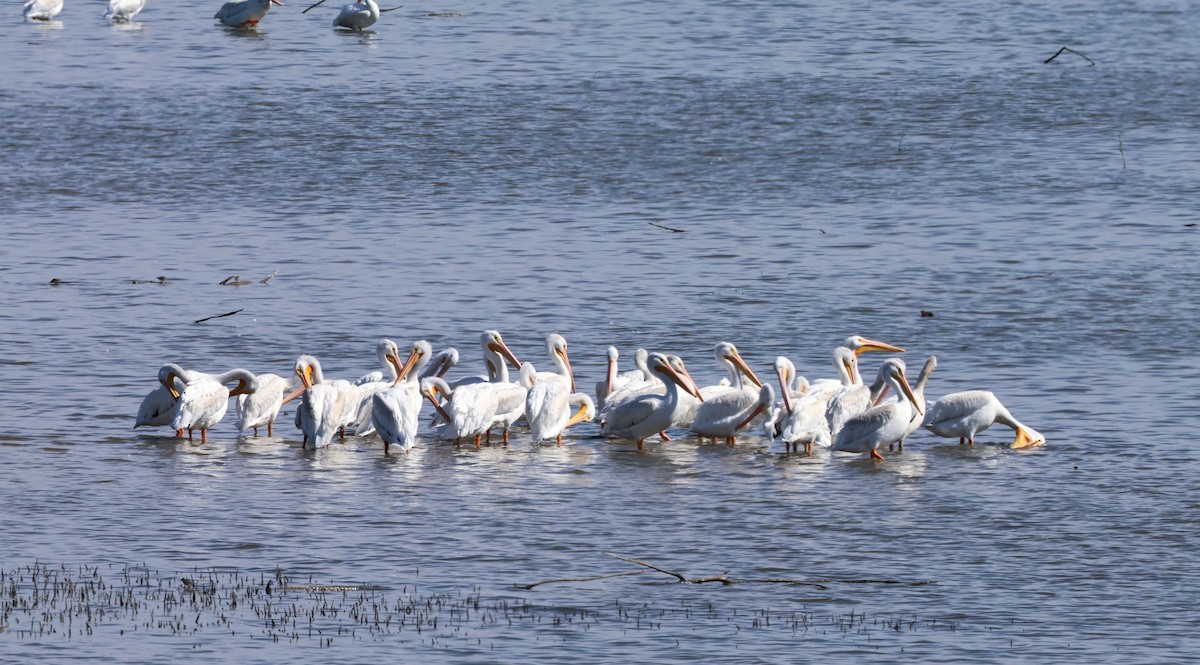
left=135, top=386, right=179, bottom=428
left=922, top=390, right=998, bottom=437
left=833, top=403, right=906, bottom=453
left=171, top=378, right=230, bottom=432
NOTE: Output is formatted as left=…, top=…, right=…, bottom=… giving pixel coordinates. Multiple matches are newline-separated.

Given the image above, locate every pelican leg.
left=200, top=429, right=207, bottom=443
left=659, top=431, right=671, bottom=441
left=503, top=429, right=510, bottom=445
left=968, top=437, right=975, bottom=446
left=175, top=428, right=184, bottom=438
left=870, top=449, right=884, bottom=461
left=636, top=439, right=644, bottom=451
left=959, top=437, right=965, bottom=445
left=556, top=434, right=562, bottom=446
left=805, top=442, right=813, bottom=455
left=267, top=422, right=273, bottom=437
left=727, top=437, right=736, bottom=445
left=897, top=439, right=904, bottom=452
left=187, top=428, right=194, bottom=441
left=253, top=426, right=259, bottom=436
left=384, top=440, right=390, bottom=455
left=888, top=443, right=894, bottom=452
left=474, top=435, right=481, bottom=448
left=485, top=430, right=491, bottom=444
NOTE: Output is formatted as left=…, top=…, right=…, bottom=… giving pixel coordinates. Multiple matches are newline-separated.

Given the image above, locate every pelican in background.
left=843, top=335, right=906, bottom=358
left=350, top=339, right=404, bottom=436
left=105, top=0, right=146, bottom=22
left=525, top=363, right=595, bottom=445
left=170, top=368, right=256, bottom=443
left=294, top=355, right=359, bottom=448
left=215, top=0, right=283, bottom=28
left=422, top=348, right=459, bottom=380
left=602, top=352, right=702, bottom=450
left=596, top=347, right=652, bottom=410
left=235, top=371, right=294, bottom=436
left=332, top=0, right=377, bottom=30
left=135, top=363, right=191, bottom=432
left=833, top=359, right=922, bottom=461
left=23, top=0, right=63, bottom=20
left=451, top=330, right=522, bottom=387
left=370, top=341, right=431, bottom=454
left=420, top=377, right=498, bottom=447
left=923, top=388, right=1044, bottom=448
left=691, top=383, right=774, bottom=445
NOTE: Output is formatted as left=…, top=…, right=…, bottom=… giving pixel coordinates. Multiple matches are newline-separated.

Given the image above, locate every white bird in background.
left=294, top=355, right=359, bottom=448
left=370, top=341, right=432, bottom=454
left=602, top=352, right=702, bottom=450
left=23, top=0, right=63, bottom=20
left=134, top=363, right=192, bottom=432
left=690, top=342, right=764, bottom=439
left=833, top=359, right=922, bottom=461
left=595, top=347, right=653, bottom=410
left=452, top=330, right=523, bottom=387
left=234, top=371, right=295, bottom=436
left=332, top=0, right=378, bottom=30
left=420, top=377, right=498, bottom=447
left=422, top=348, right=459, bottom=380
left=691, top=383, right=775, bottom=444
left=104, top=0, right=146, bottom=22
left=525, top=363, right=595, bottom=445
left=214, top=0, right=283, bottom=28
left=764, top=356, right=830, bottom=454
left=923, top=388, right=1044, bottom=448
left=170, top=368, right=256, bottom=443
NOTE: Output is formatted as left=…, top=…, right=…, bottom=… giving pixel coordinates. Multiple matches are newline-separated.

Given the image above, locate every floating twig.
left=260, top=270, right=279, bottom=285
left=1118, top=132, right=1126, bottom=169
left=301, top=0, right=327, bottom=13
left=512, top=570, right=650, bottom=591
left=1043, top=46, right=1094, bottom=66
left=648, top=221, right=685, bottom=233
left=379, top=5, right=404, bottom=12
left=49, top=278, right=71, bottom=286
left=193, top=309, right=243, bottom=324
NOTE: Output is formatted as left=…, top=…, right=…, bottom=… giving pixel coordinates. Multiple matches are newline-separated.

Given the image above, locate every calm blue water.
left=2, top=0, right=1199, bottom=661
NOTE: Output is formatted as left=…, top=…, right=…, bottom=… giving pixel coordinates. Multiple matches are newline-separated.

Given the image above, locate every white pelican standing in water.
left=524, top=363, right=595, bottom=445
left=170, top=368, right=256, bottom=443
left=691, top=383, right=774, bottom=444
left=875, top=355, right=936, bottom=452
left=764, top=356, right=830, bottom=454
left=135, top=363, right=191, bottom=432
left=294, top=355, right=359, bottom=448
left=370, top=341, right=431, bottom=454
left=689, top=342, right=764, bottom=439
left=23, top=0, right=63, bottom=20
left=420, top=377, right=498, bottom=447
left=833, top=359, right=922, bottom=461
left=214, top=0, right=283, bottom=28
left=332, top=0, right=377, bottom=30
left=923, top=389, right=1044, bottom=448
left=104, top=0, right=146, bottom=22
left=235, top=371, right=295, bottom=436
left=349, top=339, right=405, bottom=436
left=601, top=352, right=702, bottom=450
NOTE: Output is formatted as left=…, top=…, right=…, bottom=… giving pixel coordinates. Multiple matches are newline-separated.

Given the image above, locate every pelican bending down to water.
left=420, top=377, right=498, bottom=447
left=833, top=359, right=922, bottom=461
left=923, top=389, right=1044, bottom=448
left=105, top=0, right=146, bottom=21
left=370, top=341, right=432, bottom=454
left=135, top=363, right=191, bottom=431
left=235, top=372, right=294, bottom=436
left=23, top=0, right=63, bottom=20
left=601, top=352, right=701, bottom=450
left=294, top=355, right=359, bottom=448
left=332, top=0, right=377, bottom=30
left=214, top=0, right=283, bottom=27
left=170, top=368, right=256, bottom=443
left=525, top=363, right=595, bottom=445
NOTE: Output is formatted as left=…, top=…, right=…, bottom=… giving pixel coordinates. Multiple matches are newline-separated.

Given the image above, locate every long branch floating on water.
left=193, top=309, right=243, bottom=324
left=1043, top=46, right=1095, bottom=66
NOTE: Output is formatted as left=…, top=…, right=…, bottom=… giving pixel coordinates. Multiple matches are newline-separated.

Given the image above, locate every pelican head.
left=880, top=358, right=921, bottom=415
left=519, top=362, right=538, bottom=388
left=546, top=333, right=575, bottom=392
left=158, top=364, right=186, bottom=399
left=833, top=346, right=859, bottom=385
left=1012, top=425, right=1045, bottom=449
left=654, top=353, right=702, bottom=400
left=715, top=341, right=763, bottom=388
left=481, top=330, right=522, bottom=375
left=606, top=346, right=619, bottom=362
left=774, top=356, right=795, bottom=415
left=844, top=335, right=906, bottom=357
left=391, top=340, right=431, bottom=384
left=294, top=354, right=323, bottom=389
left=424, top=347, right=459, bottom=379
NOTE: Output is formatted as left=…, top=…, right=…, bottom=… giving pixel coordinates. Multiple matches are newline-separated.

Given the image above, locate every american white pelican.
left=370, top=341, right=432, bottom=454
left=691, top=383, right=774, bottom=444
left=134, top=363, right=191, bottom=432
left=689, top=342, right=764, bottom=438
left=825, top=348, right=872, bottom=440
left=764, top=356, right=830, bottom=454
left=601, top=352, right=701, bottom=450
left=451, top=330, right=522, bottom=387
left=422, top=348, right=459, bottom=380
left=170, top=368, right=256, bottom=443
left=214, top=0, right=282, bottom=28
left=104, top=0, right=145, bottom=22
left=525, top=363, right=595, bottom=445
left=294, top=355, right=359, bottom=448
left=332, top=0, right=377, bottom=30
left=23, top=0, right=63, bottom=20
left=877, top=355, right=936, bottom=451
left=833, top=359, right=922, bottom=461
left=350, top=339, right=404, bottom=436
left=234, top=371, right=294, bottom=436
left=440, top=331, right=524, bottom=441
left=535, top=333, right=575, bottom=391
left=420, top=377, right=498, bottom=447
left=923, top=388, right=1044, bottom=448
left=843, top=335, right=906, bottom=357
left=595, top=347, right=652, bottom=410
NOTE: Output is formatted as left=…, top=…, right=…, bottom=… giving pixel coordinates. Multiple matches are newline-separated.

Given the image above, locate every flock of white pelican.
left=24, top=0, right=384, bottom=30
left=135, top=331, right=1046, bottom=461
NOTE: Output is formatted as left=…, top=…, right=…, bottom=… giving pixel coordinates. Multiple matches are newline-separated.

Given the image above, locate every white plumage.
left=923, top=388, right=1043, bottom=448
left=214, top=0, right=282, bottom=28
left=105, top=0, right=146, bottom=22
left=332, top=0, right=377, bottom=30
left=23, top=0, right=63, bottom=20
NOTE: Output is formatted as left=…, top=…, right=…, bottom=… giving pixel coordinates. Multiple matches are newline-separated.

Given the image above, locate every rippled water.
left=2, top=0, right=1199, bottom=661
